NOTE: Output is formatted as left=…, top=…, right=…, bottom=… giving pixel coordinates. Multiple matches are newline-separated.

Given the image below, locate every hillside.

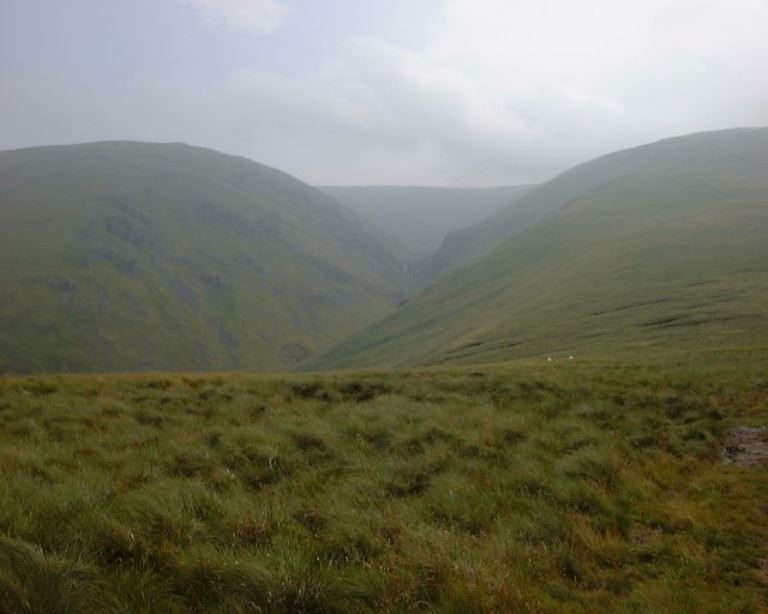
left=409, top=185, right=562, bottom=290
left=319, top=185, right=532, bottom=264
left=0, top=141, right=403, bottom=373
left=311, top=128, right=768, bottom=369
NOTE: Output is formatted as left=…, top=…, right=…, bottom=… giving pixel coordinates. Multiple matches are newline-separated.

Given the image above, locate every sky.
left=2, top=0, right=768, bottom=186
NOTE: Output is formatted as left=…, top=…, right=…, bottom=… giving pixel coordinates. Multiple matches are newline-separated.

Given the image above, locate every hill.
left=310, top=128, right=768, bottom=369
left=408, top=184, right=562, bottom=290
left=319, top=185, right=532, bottom=264
left=0, top=141, right=403, bottom=373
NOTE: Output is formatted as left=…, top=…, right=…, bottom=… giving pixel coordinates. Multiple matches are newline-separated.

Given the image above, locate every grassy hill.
left=319, top=185, right=532, bottom=265
left=0, top=142, right=403, bottom=374
left=311, top=128, right=768, bottom=369
left=408, top=185, right=563, bottom=290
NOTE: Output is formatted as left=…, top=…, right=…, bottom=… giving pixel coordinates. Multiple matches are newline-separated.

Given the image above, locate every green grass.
left=311, top=129, right=768, bottom=370
left=0, top=141, right=402, bottom=374
left=1, top=354, right=766, bottom=611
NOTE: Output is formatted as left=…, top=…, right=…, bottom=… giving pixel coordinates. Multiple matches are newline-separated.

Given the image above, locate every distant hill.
left=318, top=185, right=532, bottom=264
left=0, top=141, right=403, bottom=373
left=310, top=128, right=768, bottom=369
left=408, top=184, right=561, bottom=290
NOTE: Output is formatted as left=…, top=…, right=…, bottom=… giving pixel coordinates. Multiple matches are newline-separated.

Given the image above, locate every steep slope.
left=0, top=141, right=403, bottom=373
left=319, top=185, right=532, bottom=263
left=409, top=186, right=561, bottom=290
left=311, top=128, right=768, bottom=369
left=408, top=125, right=766, bottom=289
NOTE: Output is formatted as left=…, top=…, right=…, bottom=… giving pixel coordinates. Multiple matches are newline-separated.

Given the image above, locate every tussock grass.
left=0, top=359, right=766, bottom=611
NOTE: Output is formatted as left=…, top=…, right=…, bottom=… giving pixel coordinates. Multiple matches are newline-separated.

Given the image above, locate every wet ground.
left=721, top=426, right=768, bottom=467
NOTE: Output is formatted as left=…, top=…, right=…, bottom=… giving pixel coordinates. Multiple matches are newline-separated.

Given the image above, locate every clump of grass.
left=231, top=518, right=274, bottom=548
left=291, top=381, right=334, bottom=402
left=293, top=508, right=327, bottom=536
left=337, top=380, right=392, bottom=403
left=293, top=432, right=327, bottom=451
left=0, top=535, right=102, bottom=612
left=385, top=470, right=432, bottom=498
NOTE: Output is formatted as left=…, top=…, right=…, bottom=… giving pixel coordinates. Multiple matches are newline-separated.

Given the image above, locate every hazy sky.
left=2, top=0, right=767, bottom=186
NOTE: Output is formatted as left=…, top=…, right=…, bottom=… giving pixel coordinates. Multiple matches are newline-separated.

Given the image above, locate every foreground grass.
left=0, top=358, right=766, bottom=612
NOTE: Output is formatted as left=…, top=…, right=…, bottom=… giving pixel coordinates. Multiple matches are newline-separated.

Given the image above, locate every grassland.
left=0, top=142, right=402, bottom=374
left=312, top=130, right=768, bottom=371
left=1, top=353, right=766, bottom=612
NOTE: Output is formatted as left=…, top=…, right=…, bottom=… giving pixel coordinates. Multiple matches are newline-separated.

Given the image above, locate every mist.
left=2, top=0, right=768, bottom=186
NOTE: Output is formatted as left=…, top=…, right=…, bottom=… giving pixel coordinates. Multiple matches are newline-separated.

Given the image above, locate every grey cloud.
left=179, top=0, right=292, bottom=34
left=2, top=0, right=768, bottom=186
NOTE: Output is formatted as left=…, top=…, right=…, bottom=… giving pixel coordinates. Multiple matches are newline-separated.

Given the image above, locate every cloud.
left=3, top=0, right=768, bottom=185
left=181, top=0, right=292, bottom=34
left=167, top=0, right=768, bottom=184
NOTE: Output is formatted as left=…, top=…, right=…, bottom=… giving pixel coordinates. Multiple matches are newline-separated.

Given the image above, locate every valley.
left=1, top=129, right=767, bottom=612
left=4, top=2, right=767, bottom=610
left=312, top=129, right=768, bottom=370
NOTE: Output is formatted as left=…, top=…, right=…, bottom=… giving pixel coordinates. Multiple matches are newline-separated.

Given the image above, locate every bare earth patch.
left=721, top=426, right=768, bottom=467
left=721, top=427, right=768, bottom=585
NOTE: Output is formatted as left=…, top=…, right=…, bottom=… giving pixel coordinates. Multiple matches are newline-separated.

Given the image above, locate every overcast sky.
left=2, top=0, right=767, bottom=186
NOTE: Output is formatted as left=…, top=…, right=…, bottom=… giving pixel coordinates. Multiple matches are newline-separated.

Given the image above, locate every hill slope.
left=319, top=185, right=532, bottom=264
left=408, top=184, right=562, bottom=290
left=311, top=128, right=768, bottom=369
left=0, top=141, right=403, bottom=373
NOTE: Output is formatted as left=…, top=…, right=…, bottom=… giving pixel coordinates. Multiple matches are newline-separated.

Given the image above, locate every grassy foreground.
left=0, top=356, right=766, bottom=612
